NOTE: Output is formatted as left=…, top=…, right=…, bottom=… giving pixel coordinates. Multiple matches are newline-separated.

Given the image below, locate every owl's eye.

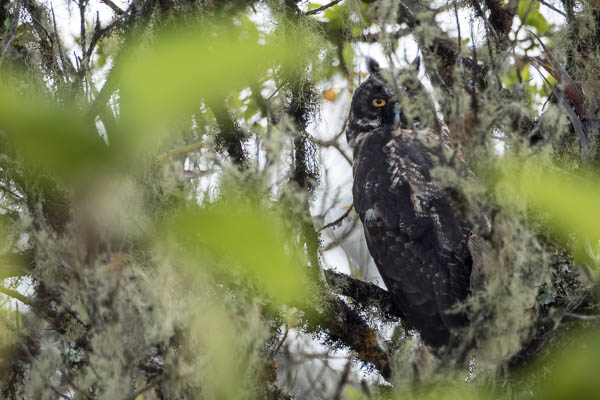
left=372, top=98, right=386, bottom=107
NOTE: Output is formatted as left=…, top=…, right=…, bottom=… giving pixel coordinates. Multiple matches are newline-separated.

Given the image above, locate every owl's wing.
left=352, top=127, right=471, bottom=347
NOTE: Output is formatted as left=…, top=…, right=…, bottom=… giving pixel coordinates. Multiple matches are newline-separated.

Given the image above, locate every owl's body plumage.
left=347, top=59, right=472, bottom=347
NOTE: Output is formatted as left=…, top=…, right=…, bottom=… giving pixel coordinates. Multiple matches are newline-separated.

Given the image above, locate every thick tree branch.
left=324, top=269, right=405, bottom=320
left=322, top=297, right=391, bottom=379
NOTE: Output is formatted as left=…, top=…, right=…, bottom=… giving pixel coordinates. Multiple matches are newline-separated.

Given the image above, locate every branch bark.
left=322, top=297, right=391, bottom=379
left=208, top=98, right=249, bottom=167
left=323, top=269, right=405, bottom=320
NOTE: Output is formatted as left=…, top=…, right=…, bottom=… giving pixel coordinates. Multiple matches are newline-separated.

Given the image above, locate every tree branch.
left=323, top=297, right=391, bottom=379
left=305, top=0, right=343, bottom=16
left=323, top=269, right=405, bottom=320
left=208, top=98, right=249, bottom=168
left=99, top=0, right=125, bottom=15
left=539, top=0, right=566, bottom=17
left=318, top=205, right=353, bottom=232
left=0, top=285, right=33, bottom=305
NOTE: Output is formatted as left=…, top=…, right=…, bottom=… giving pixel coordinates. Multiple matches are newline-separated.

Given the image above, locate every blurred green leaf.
left=519, top=331, right=600, bottom=400
left=321, top=1, right=368, bottom=36
left=342, top=41, right=354, bottom=72
left=487, top=156, right=600, bottom=264
left=0, top=87, right=108, bottom=181
left=389, top=381, right=485, bottom=400
left=0, top=19, right=307, bottom=182
left=116, top=20, right=297, bottom=152
left=518, top=1, right=552, bottom=33
left=191, top=300, right=261, bottom=399
left=167, top=201, right=309, bottom=304
left=12, top=23, right=36, bottom=46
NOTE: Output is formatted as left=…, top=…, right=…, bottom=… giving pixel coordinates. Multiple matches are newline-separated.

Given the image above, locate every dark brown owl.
left=347, top=58, right=472, bottom=348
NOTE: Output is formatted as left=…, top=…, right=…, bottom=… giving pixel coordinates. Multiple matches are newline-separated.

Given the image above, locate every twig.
left=273, top=328, right=289, bottom=356
left=79, top=0, right=87, bottom=61
left=305, top=0, right=344, bottom=16
left=564, top=312, right=600, bottom=321
left=318, top=205, right=353, bottom=232
left=359, top=28, right=411, bottom=43
left=0, top=285, right=33, bottom=305
left=532, top=62, right=590, bottom=154
left=84, top=12, right=126, bottom=65
left=123, top=377, right=165, bottom=400
left=50, top=386, right=72, bottom=400
left=266, top=83, right=287, bottom=101
left=539, top=0, right=567, bottom=17
left=0, top=183, right=24, bottom=200
left=512, top=0, right=536, bottom=42
left=52, top=4, right=75, bottom=77
left=28, top=14, right=53, bottom=44
left=100, top=0, right=125, bottom=14
left=322, top=215, right=359, bottom=251
left=157, top=142, right=204, bottom=166
left=530, top=30, right=587, bottom=118
left=396, top=1, right=419, bottom=28
left=332, top=359, right=352, bottom=400
left=454, top=0, right=462, bottom=58
left=64, top=375, right=94, bottom=399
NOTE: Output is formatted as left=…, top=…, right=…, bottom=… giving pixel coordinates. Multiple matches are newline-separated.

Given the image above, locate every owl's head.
left=346, top=57, right=426, bottom=148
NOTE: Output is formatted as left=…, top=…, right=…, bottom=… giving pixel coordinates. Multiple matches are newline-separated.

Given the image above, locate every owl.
left=346, top=58, right=472, bottom=348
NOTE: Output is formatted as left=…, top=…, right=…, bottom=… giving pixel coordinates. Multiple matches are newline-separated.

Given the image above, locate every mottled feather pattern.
left=351, top=125, right=471, bottom=347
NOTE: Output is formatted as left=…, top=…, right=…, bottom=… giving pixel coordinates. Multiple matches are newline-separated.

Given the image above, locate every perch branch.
left=323, top=269, right=405, bottom=320
left=323, top=297, right=391, bottom=379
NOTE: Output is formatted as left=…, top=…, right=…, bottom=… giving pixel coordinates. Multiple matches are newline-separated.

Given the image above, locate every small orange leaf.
left=323, top=88, right=336, bottom=102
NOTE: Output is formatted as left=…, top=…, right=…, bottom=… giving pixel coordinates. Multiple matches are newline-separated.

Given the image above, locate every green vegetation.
left=0, top=0, right=598, bottom=399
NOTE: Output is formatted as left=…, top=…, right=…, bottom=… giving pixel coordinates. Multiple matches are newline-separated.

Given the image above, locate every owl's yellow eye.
left=372, top=98, right=386, bottom=107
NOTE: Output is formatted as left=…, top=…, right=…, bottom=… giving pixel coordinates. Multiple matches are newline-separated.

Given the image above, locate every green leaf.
left=522, top=331, right=600, bottom=400
left=0, top=19, right=303, bottom=182
left=116, top=20, right=297, bottom=152
left=167, top=201, right=309, bottom=304
left=0, top=86, right=108, bottom=182
left=487, top=156, right=600, bottom=265
left=517, top=1, right=552, bottom=33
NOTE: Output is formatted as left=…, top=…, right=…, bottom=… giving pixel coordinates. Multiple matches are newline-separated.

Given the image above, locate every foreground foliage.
left=0, top=0, right=598, bottom=399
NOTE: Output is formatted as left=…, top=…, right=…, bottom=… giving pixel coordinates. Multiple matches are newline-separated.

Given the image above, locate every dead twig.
left=305, top=0, right=343, bottom=16
left=99, top=0, right=125, bottom=15
left=318, top=205, right=353, bottom=232
left=539, top=0, right=567, bottom=17
left=332, top=359, right=352, bottom=400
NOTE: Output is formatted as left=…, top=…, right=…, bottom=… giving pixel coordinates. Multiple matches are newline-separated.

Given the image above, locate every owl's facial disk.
left=346, top=76, right=406, bottom=148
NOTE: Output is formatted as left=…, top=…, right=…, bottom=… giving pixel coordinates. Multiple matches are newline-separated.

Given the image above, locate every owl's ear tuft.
left=366, top=57, right=381, bottom=74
